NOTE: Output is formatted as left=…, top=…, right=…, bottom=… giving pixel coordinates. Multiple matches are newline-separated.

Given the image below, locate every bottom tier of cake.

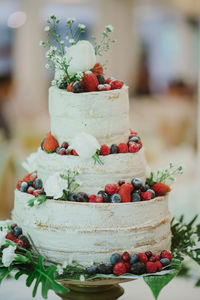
left=12, top=190, right=171, bottom=266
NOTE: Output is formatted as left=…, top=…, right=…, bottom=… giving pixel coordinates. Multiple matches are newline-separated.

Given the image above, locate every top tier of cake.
left=49, top=85, right=130, bottom=145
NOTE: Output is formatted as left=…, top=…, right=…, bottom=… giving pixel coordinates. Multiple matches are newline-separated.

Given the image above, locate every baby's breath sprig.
left=66, top=18, right=86, bottom=45
left=60, top=169, right=80, bottom=200
left=91, top=25, right=116, bottom=56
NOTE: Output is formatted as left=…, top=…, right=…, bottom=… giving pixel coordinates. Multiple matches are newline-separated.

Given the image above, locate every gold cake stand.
left=57, top=278, right=134, bottom=300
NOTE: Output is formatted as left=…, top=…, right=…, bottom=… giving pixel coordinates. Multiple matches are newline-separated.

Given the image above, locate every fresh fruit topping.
left=97, top=84, right=111, bottom=91
left=131, top=178, right=142, bottom=190
left=118, top=183, right=133, bottom=203
left=82, top=71, right=99, bottom=92
left=12, top=226, right=23, bottom=238
left=160, top=258, right=170, bottom=267
left=122, top=251, right=130, bottom=262
left=117, top=143, right=128, bottom=153
left=86, top=266, right=97, bottom=275
left=130, top=262, right=146, bottom=275
left=152, top=182, right=171, bottom=196
left=16, top=180, right=23, bottom=191
left=89, top=195, right=96, bottom=203
left=149, top=256, right=156, bottom=262
left=151, top=254, right=160, bottom=261
left=33, top=189, right=43, bottom=197
left=67, top=82, right=73, bottom=92
left=41, top=137, right=46, bottom=150
left=138, top=253, right=148, bottom=263
left=110, top=193, right=121, bottom=203
left=110, top=253, right=121, bottom=265
left=147, top=189, right=156, bottom=198
left=146, top=262, right=157, bottom=273
left=110, top=144, right=118, bottom=154
left=27, top=187, right=35, bottom=195
left=15, top=239, right=23, bottom=247
left=141, top=184, right=150, bottom=192
left=76, top=192, right=89, bottom=202
left=160, top=251, right=173, bottom=261
left=97, top=264, right=113, bottom=274
left=5, top=232, right=15, bottom=241
left=20, top=182, right=28, bottom=193
left=130, top=254, right=139, bottom=264
left=105, top=77, right=115, bottom=84
left=124, top=262, right=131, bottom=272
left=10, top=224, right=17, bottom=230
left=130, top=130, right=138, bottom=136
left=118, top=180, right=125, bottom=186
left=69, top=193, right=77, bottom=202
left=105, top=184, right=118, bottom=195
left=95, top=195, right=103, bottom=203
left=59, top=148, right=66, bottom=155
left=96, top=74, right=106, bottom=84
left=61, top=142, right=69, bottom=149
left=43, top=133, right=59, bottom=153
left=110, top=80, right=123, bottom=90
left=18, top=235, right=31, bottom=250
left=100, top=144, right=110, bottom=156
left=97, top=190, right=110, bottom=203
left=155, top=260, right=162, bottom=271
left=91, top=63, right=103, bottom=76
left=128, top=142, right=139, bottom=153
left=145, top=251, right=152, bottom=259
left=35, top=179, right=43, bottom=189
left=65, top=149, right=72, bottom=155
left=113, top=262, right=126, bottom=276
left=72, top=149, right=79, bottom=156
left=131, top=192, right=141, bottom=202
left=129, top=136, right=140, bottom=143
left=141, top=191, right=152, bottom=201
left=23, top=172, right=37, bottom=183
left=72, top=81, right=84, bottom=93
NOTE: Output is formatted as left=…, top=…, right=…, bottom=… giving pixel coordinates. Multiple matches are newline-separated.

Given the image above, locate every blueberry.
left=131, top=193, right=141, bottom=202
left=130, top=254, right=139, bottom=264
left=12, top=226, right=23, bottom=238
left=129, top=136, right=140, bottom=143
left=97, top=264, right=113, bottom=274
left=86, top=266, right=97, bottom=275
left=76, top=192, right=89, bottom=202
left=110, top=193, right=121, bottom=203
left=141, top=184, right=150, bottom=192
left=110, top=253, right=121, bottom=265
left=18, top=235, right=31, bottom=250
left=110, top=144, right=118, bottom=154
left=147, top=189, right=156, bottom=198
left=130, top=262, right=146, bottom=275
left=35, top=179, right=43, bottom=189
left=97, top=74, right=106, bottom=84
left=56, top=147, right=61, bottom=154
left=41, top=137, right=46, bottom=150
left=72, top=82, right=84, bottom=93
left=131, top=178, right=142, bottom=190
left=20, top=182, right=28, bottom=193
left=97, top=191, right=110, bottom=203
left=160, top=258, right=170, bottom=267
left=69, top=193, right=77, bottom=202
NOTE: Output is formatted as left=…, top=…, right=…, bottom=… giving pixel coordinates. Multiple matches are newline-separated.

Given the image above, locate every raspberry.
left=122, top=251, right=130, bottom=262
left=138, top=253, right=148, bottom=263
left=16, top=180, right=23, bottom=190
left=151, top=254, right=160, bottom=261
left=138, top=140, right=143, bottom=149
left=67, top=82, right=73, bottom=92
left=100, top=144, right=110, bottom=156
left=152, top=183, right=171, bottom=196
left=59, top=148, right=66, bottom=155
left=105, top=184, right=118, bottom=195
left=33, top=189, right=43, bottom=197
left=155, top=260, right=162, bottom=271
left=97, top=84, right=111, bottom=91
left=61, top=142, right=69, bottom=149
left=146, top=262, right=157, bottom=273
left=118, top=143, right=128, bottom=153
left=118, top=180, right=125, bottom=186
left=118, top=183, right=133, bottom=203
left=105, top=77, right=115, bottom=84
left=91, top=63, right=103, bottom=76
left=89, top=195, right=96, bottom=203
left=128, top=142, right=139, bottom=153
left=160, top=251, right=173, bottom=261
left=72, top=149, right=79, bottom=156
left=82, top=71, right=99, bottom=92
left=95, top=195, right=103, bottom=203
left=124, top=262, right=131, bottom=272
left=113, top=262, right=126, bottom=276
left=110, top=80, right=123, bottom=90
left=6, top=232, right=16, bottom=241
left=141, top=192, right=152, bottom=201
left=43, top=133, right=59, bottom=153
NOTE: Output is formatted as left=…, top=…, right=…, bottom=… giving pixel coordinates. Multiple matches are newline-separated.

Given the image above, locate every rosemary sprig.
left=92, top=152, right=104, bottom=165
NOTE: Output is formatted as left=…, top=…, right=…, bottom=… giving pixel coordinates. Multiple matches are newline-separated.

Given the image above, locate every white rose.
left=65, top=40, right=96, bottom=75
left=44, top=173, right=67, bottom=199
left=2, top=245, right=16, bottom=267
left=70, top=132, right=100, bottom=159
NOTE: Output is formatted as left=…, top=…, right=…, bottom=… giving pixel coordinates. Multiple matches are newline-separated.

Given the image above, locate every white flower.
left=0, top=230, right=7, bottom=247
left=106, top=24, right=114, bottom=32
left=60, top=40, right=65, bottom=45
left=69, top=39, right=75, bottom=44
left=78, top=24, right=86, bottom=29
left=65, top=40, right=96, bottom=75
left=67, top=17, right=76, bottom=24
left=80, top=275, right=85, bottom=282
left=2, top=245, right=16, bottom=267
left=54, top=69, right=65, bottom=81
left=44, top=26, right=50, bottom=32
left=44, top=172, right=67, bottom=199
left=70, top=132, right=100, bottom=159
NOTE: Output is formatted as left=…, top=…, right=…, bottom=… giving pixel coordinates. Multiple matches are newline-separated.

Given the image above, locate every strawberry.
left=72, top=149, right=79, bottom=156
left=151, top=182, right=171, bottom=196
left=100, top=144, right=110, bottom=156
left=82, top=71, right=99, bottom=92
left=110, top=80, right=123, bottom=90
left=118, top=183, right=133, bottom=202
left=67, top=82, right=73, bottom=92
left=43, top=133, right=59, bottom=153
left=91, top=63, right=103, bottom=76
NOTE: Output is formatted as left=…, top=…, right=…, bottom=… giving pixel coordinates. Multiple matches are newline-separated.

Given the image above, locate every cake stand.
left=57, top=278, right=133, bottom=300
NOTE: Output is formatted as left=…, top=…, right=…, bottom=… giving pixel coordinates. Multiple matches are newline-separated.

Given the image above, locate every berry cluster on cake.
left=12, top=16, right=183, bottom=268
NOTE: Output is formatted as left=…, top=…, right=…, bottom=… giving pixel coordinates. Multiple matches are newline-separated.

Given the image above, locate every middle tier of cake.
left=23, top=148, right=147, bottom=194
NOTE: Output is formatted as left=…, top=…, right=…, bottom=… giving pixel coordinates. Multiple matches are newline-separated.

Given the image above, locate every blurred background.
left=0, top=0, right=199, bottom=221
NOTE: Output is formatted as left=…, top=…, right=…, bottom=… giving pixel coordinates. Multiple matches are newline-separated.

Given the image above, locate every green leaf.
left=195, top=279, right=200, bottom=287
left=0, top=266, right=14, bottom=284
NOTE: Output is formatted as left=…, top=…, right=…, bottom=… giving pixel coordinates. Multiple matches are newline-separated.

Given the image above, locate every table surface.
left=0, top=277, right=199, bottom=300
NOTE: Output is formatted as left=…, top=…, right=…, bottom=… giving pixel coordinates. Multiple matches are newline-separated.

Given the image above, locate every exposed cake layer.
left=23, top=148, right=147, bottom=194
left=13, top=191, right=171, bottom=266
left=49, top=85, right=130, bottom=145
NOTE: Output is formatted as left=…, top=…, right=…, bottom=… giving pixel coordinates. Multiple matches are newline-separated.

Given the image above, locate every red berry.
left=151, top=254, right=160, bottom=261
left=65, top=150, right=72, bottom=155
left=130, top=130, right=138, bottom=136
left=95, top=195, right=103, bottom=203
left=14, top=239, right=23, bottom=248
left=118, top=180, right=125, bottom=186
left=10, top=224, right=17, bottom=230
left=27, top=187, right=35, bottom=195
left=67, top=82, right=73, bottom=92
left=124, top=262, right=131, bottom=272
left=100, top=144, right=110, bottom=156
left=5, top=232, right=15, bottom=241
left=146, top=262, right=157, bottom=273
left=128, top=142, right=139, bottom=153
left=149, top=256, right=156, bottom=262
left=59, top=148, right=66, bottom=155
left=138, top=140, right=143, bottom=149
left=97, top=84, right=111, bottom=91
left=43, top=133, right=59, bottom=153
left=110, top=80, right=123, bottom=90
left=91, top=63, right=103, bottom=76
left=155, top=261, right=162, bottom=271
left=145, top=251, right=152, bottom=258
left=141, top=192, right=152, bottom=201
left=122, top=251, right=130, bottom=262
left=138, top=253, right=148, bottom=263
left=33, top=189, right=43, bottom=197
left=105, top=184, right=118, bottom=195
left=89, top=195, right=96, bottom=203
left=16, top=180, right=23, bottom=190
left=72, top=149, right=79, bottom=156
left=113, top=262, right=126, bottom=276
left=117, top=143, right=128, bottom=153
left=23, top=172, right=37, bottom=183
left=160, top=251, right=173, bottom=261
left=82, top=71, right=99, bottom=92
left=61, top=142, right=69, bottom=149
left=152, top=182, right=171, bottom=196
left=118, top=183, right=133, bottom=203
left=105, top=77, right=114, bottom=84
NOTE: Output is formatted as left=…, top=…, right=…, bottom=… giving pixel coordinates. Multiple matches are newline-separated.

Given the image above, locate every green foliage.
left=28, top=195, right=53, bottom=208
left=0, top=266, right=14, bottom=284
left=92, top=152, right=104, bottom=165
left=91, top=25, right=116, bottom=56
left=59, top=169, right=80, bottom=200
